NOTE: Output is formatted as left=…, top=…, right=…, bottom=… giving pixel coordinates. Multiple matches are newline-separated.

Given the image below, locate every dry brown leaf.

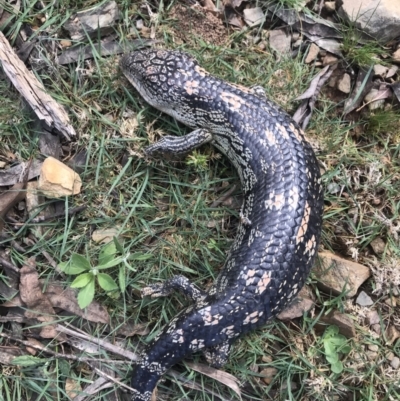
left=45, top=282, right=110, bottom=324
left=19, top=258, right=61, bottom=339
left=0, top=347, right=22, bottom=365
left=293, top=65, right=333, bottom=130
left=2, top=293, right=24, bottom=307
left=113, top=320, right=149, bottom=337
left=0, top=0, right=20, bottom=30
left=65, top=377, right=82, bottom=399
left=185, top=361, right=241, bottom=398
left=72, top=377, right=112, bottom=401
left=25, top=337, right=46, bottom=355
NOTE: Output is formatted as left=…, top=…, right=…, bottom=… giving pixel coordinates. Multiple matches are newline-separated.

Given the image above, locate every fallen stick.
left=0, top=31, right=76, bottom=141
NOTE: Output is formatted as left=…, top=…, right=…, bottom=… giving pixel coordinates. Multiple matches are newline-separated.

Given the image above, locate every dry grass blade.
left=185, top=361, right=242, bottom=399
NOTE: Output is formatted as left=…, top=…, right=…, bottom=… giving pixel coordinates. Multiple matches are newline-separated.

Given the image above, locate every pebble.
left=356, top=291, right=374, bottom=307
left=390, top=357, right=400, bottom=369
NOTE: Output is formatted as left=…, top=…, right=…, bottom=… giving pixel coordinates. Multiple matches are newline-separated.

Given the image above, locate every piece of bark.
left=0, top=31, right=76, bottom=141
left=63, top=1, right=120, bottom=41
left=0, top=161, right=31, bottom=232
left=57, top=39, right=155, bottom=65
left=0, top=159, right=42, bottom=186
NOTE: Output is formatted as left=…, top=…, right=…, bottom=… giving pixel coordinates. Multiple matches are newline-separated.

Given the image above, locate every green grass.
left=1, top=0, right=400, bottom=400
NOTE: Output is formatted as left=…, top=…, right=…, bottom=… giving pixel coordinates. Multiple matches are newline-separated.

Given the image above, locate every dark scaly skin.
left=120, top=49, right=324, bottom=401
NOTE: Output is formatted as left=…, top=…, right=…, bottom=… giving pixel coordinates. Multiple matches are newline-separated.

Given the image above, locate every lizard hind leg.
left=141, top=275, right=207, bottom=303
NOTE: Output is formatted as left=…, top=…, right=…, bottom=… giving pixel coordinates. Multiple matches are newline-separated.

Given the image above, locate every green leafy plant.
left=322, top=325, right=352, bottom=374
left=186, top=150, right=209, bottom=170
left=59, top=239, right=127, bottom=309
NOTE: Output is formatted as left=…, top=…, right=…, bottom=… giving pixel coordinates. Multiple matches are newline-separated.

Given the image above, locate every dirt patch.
left=169, top=4, right=227, bottom=46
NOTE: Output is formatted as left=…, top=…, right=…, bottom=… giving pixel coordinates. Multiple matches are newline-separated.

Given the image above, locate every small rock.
left=314, top=251, right=371, bottom=298
left=390, top=356, right=400, bottom=369
left=356, top=291, right=374, bottom=307
left=261, top=355, right=273, bottom=363
left=373, top=64, right=389, bottom=78
left=367, top=310, right=380, bottom=325
left=384, top=296, right=396, bottom=307
left=243, top=7, right=264, bottom=27
left=92, top=227, right=121, bottom=243
left=292, top=39, right=303, bottom=48
left=258, top=41, right=267, bottom=51
left=364, top=88, right=385, bottom=110
left=386, top=325, right=400, bottom=345
left=260, top=367, right=278, bottom=385
left=292, top=32, right=300, bottom=42
left=305, top=43, right=319, bottom=63
left=337, top=73, right=351, bottom=94
left=277, top=285, right=314, bottom=320
left=321, top=311, right=356, bottom=338
left=269, top=29, right=291, bottom=54
left=372, top=324, right=381, bottom=334
left=370, top=238, right=386, bottom=255
left=367, top=344, right=379, bottom=352
left=249, top=363, right=259, bottom=373
left=386, top=351, right=395, bottom=361
left=386, top=65, right=399, bottom=79
left=328, top=75, right=338, bottom=88
left=327, top=182, right=340, bottom=194
left=0, top=161, right=6, bottom=168
left=339, top=0, right=400, bottom=43
left=322, top=53, right=338, bottom=66
left=392, top=48, right=400, bottom=63
left=38, top=157, right=82, bottom=198
left=324, top=1, right=336, bottom=12
left=60, top=40, right=72, bottom=48
left=366, top=351, right=378, bottom=361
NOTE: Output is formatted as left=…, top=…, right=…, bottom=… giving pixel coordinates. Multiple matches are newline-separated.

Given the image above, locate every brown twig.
left=0, top=256, right=20, bottom=274
left=210, top=185, right=237, bottom=208
left=30, top=205, right=87, bottom=223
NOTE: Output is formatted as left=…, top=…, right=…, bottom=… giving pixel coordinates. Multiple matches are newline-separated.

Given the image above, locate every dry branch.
left=0, top=31, right=76, bottom=141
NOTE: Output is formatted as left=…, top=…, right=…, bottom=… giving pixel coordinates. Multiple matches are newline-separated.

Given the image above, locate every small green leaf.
left=113, top=236, right=124, bottom=254
left=323, top=341, right=336, bottom=355
left=99, top=241, right=117, bottom=266
left=326, top=354, right=339, bottom=364
left=129, top=252, right=152, bottom=261
left=328, top=336, right=346, bottom=346
left=97, top=273, right=118, bottom=291
left=330, top=360, right=343, bottom=374
left=59, top=260, right=88, bottom=275
left=12, top=356, right=46, bottom=366
left=96, top=256, right=125, bottom=269
left=70, top=273, right=94, bottom=288
left=77, top=280, right=95, bottom=309
left=119, top=265, right=126, bottom=292
left=341, top=345, right=352, bottom=354
left=71, top=253, right=91, bottom=271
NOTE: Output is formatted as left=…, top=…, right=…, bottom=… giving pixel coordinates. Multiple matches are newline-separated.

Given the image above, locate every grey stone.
left=356, top=291, right=374, bottom=306
left=339, top=0, right=400, bottom=43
